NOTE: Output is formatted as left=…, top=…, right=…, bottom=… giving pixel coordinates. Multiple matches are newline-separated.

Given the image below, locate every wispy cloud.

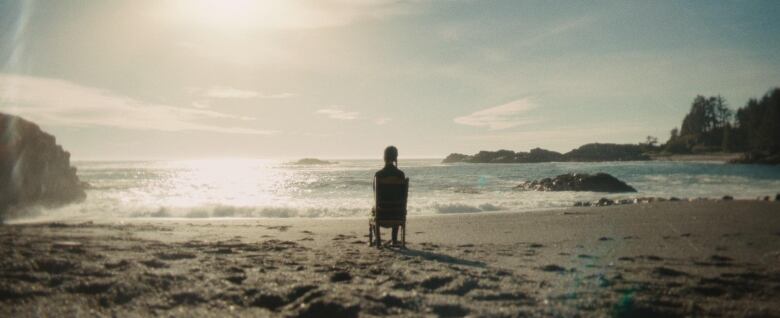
left=374, top=117, right=391, bottom=125
left=315, top=108, right=359, bottom=120
left=454, top=98, right=539, bottom=130
left=202, top=86, right=294, bottom=99
left=518, top=15, right=596, bottom=47
left=0, top=75, right=276, bottom=135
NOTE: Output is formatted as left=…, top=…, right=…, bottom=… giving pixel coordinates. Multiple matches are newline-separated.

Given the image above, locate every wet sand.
left=2, top=200, right=779, bottom=317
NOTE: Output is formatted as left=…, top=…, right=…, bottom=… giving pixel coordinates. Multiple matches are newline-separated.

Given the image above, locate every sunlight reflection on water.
left=41, top=159, right=780, bottom=219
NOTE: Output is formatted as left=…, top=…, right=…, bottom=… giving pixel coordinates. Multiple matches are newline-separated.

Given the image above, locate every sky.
left=1, top=0, right=779, bottom=160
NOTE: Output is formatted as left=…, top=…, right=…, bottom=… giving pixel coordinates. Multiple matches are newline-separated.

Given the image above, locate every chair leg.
left=402, top=224, right=406, bottom=248
left=375, top=225, right=382, bottom=249
left=368, top=223, right=374, bottom=246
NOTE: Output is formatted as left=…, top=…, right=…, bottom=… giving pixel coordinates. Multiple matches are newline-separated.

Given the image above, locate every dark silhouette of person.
left=373, top=145, right=405, bottom=246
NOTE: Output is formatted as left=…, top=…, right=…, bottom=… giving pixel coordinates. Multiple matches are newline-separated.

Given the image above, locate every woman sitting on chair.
left=373, top=146, right=405, bottom=246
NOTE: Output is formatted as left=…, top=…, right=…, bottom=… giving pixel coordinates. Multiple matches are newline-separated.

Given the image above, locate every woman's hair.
left=384, top=146, right=398, bottom=166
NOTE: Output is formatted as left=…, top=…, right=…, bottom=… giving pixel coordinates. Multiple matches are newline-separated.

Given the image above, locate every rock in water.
left=292, top=158, right=337, bottom=165
left=516, top=173, right=637, bottom=193
left=0, top=113, right=86, bottom=219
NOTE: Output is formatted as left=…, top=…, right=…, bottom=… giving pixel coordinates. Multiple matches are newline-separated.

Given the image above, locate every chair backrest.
left=374, top=176, right=409, bottom=221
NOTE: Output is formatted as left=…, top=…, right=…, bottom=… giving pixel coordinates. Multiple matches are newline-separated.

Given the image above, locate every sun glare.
left=167, top=159, right=284, bottom=207
left=163, top=0, right=304, bottom=31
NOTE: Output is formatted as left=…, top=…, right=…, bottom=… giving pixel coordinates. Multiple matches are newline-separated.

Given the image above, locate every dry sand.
left=1, top=201, right=779, bottom=317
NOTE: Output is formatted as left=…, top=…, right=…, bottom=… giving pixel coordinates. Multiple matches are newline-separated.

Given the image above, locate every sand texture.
left=1, top=201, right=779, bottom=317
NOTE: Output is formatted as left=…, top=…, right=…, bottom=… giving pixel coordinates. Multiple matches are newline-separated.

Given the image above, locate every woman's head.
left=384, top=146, right=398, bottom=165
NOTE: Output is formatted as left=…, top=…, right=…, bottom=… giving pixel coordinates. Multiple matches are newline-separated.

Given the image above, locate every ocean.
left=43, top=159, right=780, bottom=219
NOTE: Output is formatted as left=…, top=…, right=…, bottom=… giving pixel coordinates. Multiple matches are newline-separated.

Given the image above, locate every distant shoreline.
left=441, top=144, right=751, bottom=164
left=648, top=152, right=743, bottom=163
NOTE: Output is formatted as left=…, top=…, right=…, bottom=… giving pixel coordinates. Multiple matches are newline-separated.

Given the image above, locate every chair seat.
left=371, top=219, right=405, bottom=226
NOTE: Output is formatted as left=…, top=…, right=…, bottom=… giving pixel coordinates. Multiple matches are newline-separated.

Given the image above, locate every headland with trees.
left=443, top=88, right=780, bottom=165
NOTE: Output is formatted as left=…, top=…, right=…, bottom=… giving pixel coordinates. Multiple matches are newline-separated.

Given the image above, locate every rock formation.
left=563, top=143, right=650, bottom=162
left=0, top=113, right=86, bottom=220
left=515, top=173, right=637, bottom=193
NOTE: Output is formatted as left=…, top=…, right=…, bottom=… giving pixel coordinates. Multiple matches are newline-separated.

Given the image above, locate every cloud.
left=0, top=74, right=276, bottom=135
left=518, top=15, right=596, bottom=48
left=374, top=117, right=391, bottom=125
left=191, top=101, right=210, bottom=109
left=454, top=98, right=539, bottom=130
left=202, top=86, right=294, bottom=99
left=205, top=86, right=258, bottom=99
left=315, top=108, right=359, bottom=120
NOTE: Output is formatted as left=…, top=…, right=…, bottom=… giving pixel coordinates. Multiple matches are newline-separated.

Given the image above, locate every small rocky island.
left=443, top=143, right=650, bottom=163
left=0, top=113, right=86, bottom=221
left=292, top=158, right=337, bottom=165
left=516, top=173, right=637, bottom=193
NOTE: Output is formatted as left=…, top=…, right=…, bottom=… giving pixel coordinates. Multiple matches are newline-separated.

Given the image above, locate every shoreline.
left=648, top=152, right=743, bottom=163
left=7, top=196, right=777, bottom=225
left=2, top=201, right=779, bottom=317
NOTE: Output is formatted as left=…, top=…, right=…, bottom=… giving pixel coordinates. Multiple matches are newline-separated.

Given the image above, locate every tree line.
left=662, top=88, right=780, bottom=163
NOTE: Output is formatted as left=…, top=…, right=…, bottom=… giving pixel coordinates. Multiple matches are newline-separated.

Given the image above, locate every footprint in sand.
left=640, top=255, right=663, bottom=261
left=268, top=226, right=291, bottom=232
left=104, top=259, right=132, bottom=270
left=539, top=264, right=567, bottom=273
left=225, top=274, right=247, bottom=285
left=140, top=259, right=168, bottom=269
left=652, top=266, right=687, bottom=277
left=333, top=234, right=356, bottom=241
left=693, top=255, right=734, bottom=267
left=709, top=255, right=733, bottom=262
left=155, top=251, right=197, bottom=261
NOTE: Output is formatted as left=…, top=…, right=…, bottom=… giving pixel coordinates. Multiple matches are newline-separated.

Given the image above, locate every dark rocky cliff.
left=0, top=113, right=86, bottom=221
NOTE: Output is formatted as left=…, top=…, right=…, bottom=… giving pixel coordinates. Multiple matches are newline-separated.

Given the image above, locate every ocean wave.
left=433, top=203, right=505, bottom=214
left=119, top=201, right=513, bottom=219
left=126, top=204, right=372, bottom=219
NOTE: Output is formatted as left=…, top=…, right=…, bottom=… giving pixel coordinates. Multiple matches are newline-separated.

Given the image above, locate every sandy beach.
left=1, top=200, right=779, bottom=317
